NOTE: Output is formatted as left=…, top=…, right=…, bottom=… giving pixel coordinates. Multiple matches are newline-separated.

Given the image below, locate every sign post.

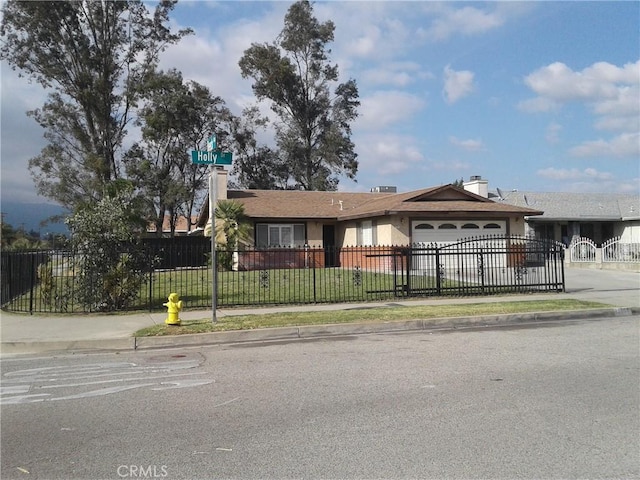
left=191, top=134, right=233, bottom=324
left=209, top=168, right=217, bottom=323
left=208, top=135, right=217, bottom=323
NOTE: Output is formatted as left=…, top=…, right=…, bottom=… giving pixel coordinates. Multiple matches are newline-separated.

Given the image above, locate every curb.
left=135, top=307, right=638, bottom=350
left=4, top=307, right=635, bottom=356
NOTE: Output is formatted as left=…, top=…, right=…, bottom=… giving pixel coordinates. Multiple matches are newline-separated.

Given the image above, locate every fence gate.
left=379, top=236, right=565, bottom=297
left=569, top=237, right=597, bottom=263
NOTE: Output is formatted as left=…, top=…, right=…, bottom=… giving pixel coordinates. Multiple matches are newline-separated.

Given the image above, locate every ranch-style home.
left=196, top=171, right=543, bottom=254
left=495, top=190, right=640, bottom=246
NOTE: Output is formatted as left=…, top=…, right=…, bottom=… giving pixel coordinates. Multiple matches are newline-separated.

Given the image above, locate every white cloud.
left=443, top=65, right=475, bottom=104
left=449, top=136, right=485, bottom=152
left=569, top=132, right=640, bottom=158
left=420, top=5, right=505, bottom=42
left=355, top=133, right=424, bottom=176
left=536, top=167, right=614, bottom=181
left=361, top=62, right=434, bottom=88
left=521, top=60, right=640, bottom=158
left=356, top=91, right=426, bottom=131
left=322, top=3, right=413, bottom=62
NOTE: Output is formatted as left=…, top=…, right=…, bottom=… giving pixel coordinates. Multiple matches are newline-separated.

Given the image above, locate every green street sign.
left=207, top=135, right=217, bottom=152
left=191, top=150, right=232, bottom=165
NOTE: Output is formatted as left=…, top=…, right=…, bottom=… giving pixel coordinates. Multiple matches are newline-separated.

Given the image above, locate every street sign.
left=191, top=150, right=232, bottom=165
left=207, top=134, right=217, bottom=152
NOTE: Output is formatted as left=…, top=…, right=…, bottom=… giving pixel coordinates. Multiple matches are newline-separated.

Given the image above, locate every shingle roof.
left=498, top=191, right=640, bottom=221
left=202, top=184, right=542, bottom=222
left=226, top=189, right=383, bottom=219
left=337, top=185, right=541, bottom=220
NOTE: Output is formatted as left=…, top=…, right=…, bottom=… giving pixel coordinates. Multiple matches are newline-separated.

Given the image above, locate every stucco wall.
left=618, top=221, right=640, bottom=243
left=376, top=216, right=410, bottom=245
left=509, top=217, right=526, bottom=236
left=306, top=222, right=324, bottom=246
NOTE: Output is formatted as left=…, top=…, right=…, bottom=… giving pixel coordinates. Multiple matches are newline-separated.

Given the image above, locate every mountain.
left=0, top=201, right=69, bottom=235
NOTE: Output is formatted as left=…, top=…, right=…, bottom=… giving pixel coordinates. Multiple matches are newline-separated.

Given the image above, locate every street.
left=1, top=315, right=639, bottom=479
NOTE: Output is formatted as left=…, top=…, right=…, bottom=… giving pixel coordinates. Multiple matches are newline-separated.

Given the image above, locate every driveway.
left=564, top=267, right=640, bottom=308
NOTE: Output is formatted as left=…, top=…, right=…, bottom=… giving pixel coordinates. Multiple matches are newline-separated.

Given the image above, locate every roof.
left=198, top=185, right=542, bottom=226
left=498, top=191, right=640, bottom=221
left=148, top=215, right=199, bottom=233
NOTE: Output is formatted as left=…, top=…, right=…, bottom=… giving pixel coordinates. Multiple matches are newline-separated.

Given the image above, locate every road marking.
left=1, top=357, right=213, bottom=405
left=212, top=397, right=241, bottom=408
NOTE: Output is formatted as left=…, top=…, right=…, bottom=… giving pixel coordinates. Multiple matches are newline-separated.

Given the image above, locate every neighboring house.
left=496, top=190, right=640, bottom=245
left=196, top=171, right=542, bottom=256
left=147, top=214, right=200, bottom=236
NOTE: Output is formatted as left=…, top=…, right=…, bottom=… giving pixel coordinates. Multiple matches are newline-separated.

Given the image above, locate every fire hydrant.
left=163, top=293, right=183, bottom=326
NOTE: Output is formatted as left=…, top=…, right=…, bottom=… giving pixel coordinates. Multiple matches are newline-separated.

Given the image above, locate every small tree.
left=65, top=184, right=148, bottom=311
left=213, top=200, right=252, bottom=271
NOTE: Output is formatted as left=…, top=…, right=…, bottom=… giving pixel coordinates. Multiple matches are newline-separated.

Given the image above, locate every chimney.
left=216, top=167, right=227, bottom=200
left=204, top=167, right=228, bottom=238
left=463, top=175, right=488, bottom=198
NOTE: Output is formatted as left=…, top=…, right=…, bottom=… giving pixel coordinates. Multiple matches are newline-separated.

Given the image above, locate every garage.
left=412, top=220, right=506, bottom=244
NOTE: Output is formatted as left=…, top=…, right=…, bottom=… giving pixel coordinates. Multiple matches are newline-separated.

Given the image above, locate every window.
left=484, top=223, right=501, bottom=229
left=356, top=220, right=377, bottom=246
left=256, top=223, right=305, bottom=248
left=415, top=223, right=434, bottom=229
left=438, top=223, right=457, bottom=229
left=461, top=223, right=480, bottom=229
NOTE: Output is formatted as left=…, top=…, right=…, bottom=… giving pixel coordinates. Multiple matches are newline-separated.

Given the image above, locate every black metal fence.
left=1, top=235, right=565, bottom=314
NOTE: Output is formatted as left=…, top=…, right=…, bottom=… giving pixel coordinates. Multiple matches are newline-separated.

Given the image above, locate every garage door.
left=412, top=220, right=506, bottom=244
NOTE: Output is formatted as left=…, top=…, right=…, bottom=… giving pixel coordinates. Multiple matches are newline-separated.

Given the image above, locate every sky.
left=1, top=0, right=639, bottom=207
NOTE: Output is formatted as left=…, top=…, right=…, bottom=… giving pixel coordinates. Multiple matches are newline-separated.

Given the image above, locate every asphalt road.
left=1, top=315, right=638, bottom=480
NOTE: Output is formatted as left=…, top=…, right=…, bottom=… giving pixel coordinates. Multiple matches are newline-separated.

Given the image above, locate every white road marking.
left=1, top=357, right=214, bottom=405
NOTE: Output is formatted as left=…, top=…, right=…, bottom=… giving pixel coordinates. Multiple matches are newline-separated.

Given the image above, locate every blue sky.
left=1, top=1, right=639, bottom=206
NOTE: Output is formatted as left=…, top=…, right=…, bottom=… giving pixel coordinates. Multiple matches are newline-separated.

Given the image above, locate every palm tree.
left=212, top=200, right=252, bottom=270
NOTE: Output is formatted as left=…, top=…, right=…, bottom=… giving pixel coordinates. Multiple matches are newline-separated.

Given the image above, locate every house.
left=147, top=214, right=200, bottom=236
left=495, top=190, right=640, bottom=245
left=196, top=171, right=542, bottom=255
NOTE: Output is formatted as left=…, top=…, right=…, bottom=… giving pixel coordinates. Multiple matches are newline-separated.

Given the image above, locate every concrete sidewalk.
left=1, top=268, right=638, bottom=356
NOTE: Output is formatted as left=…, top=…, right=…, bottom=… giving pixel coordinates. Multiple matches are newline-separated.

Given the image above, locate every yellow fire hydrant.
left=163, top=293, right=183, bottom=326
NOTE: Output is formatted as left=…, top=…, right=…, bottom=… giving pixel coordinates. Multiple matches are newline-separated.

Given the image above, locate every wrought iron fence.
left=1, top=235, right=565, bottom=314
left=569, top=237, right=597, bottom=262
left=602, top=236, right=640, bottom=263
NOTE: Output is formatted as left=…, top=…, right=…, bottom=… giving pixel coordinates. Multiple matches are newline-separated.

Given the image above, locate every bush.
left=66, top=187, right=148, bottom=311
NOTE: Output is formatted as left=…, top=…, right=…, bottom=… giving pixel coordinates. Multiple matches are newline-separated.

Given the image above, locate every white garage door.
left=412, top=220, right=506, bottom=244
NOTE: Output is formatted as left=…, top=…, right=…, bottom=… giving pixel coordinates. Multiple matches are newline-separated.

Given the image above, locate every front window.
left=256, top=223, right=305, bottom=248
left=356, top=220, right=377, bottom=246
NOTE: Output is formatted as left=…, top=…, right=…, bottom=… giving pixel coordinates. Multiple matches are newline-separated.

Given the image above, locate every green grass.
left=133, top=299, right=609, bottom=337
left=9, top=264, right=564, bottom=315
left=17, top=266, right=461, bottom=312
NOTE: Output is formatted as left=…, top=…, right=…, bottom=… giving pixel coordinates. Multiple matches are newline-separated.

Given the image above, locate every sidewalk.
left=1, top=269, right=639, bottom=356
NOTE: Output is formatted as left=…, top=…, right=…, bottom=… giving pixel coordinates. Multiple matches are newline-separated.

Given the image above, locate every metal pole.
left=210, top=167, right=218, bottom=323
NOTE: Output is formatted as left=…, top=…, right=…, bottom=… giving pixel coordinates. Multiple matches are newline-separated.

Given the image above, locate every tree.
left=212, top=200, right=252, bottom=271
left=124, top=69, right=234, bottom=236
left=65, top=184, right=148, bottom=311
left=228, top=107, right=290, bottom=190
left=238, top=0, right=359, bottom=191
left=0, top=0, right=191, bottom=210
left=213, top=200, right=252, bottom=247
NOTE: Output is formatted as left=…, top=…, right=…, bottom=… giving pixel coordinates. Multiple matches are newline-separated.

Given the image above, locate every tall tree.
left=0, top=0, right=191, bottom=210
left=238, top=0, right=359, bottom=191
left=228, top=106, right=290, bottom=190
left=124, top=69, right=235, bottom=236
